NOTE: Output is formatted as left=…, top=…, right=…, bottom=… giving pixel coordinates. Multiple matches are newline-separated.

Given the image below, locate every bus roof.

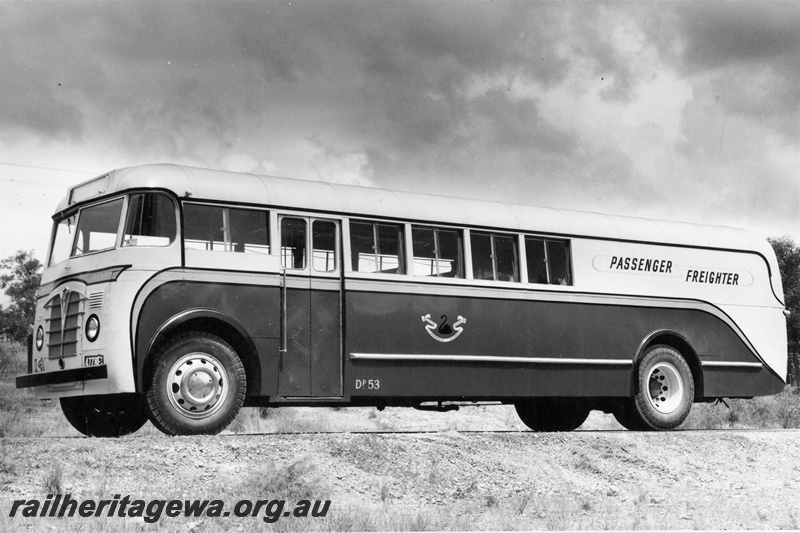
left=59, top=163, right=773, bottom=257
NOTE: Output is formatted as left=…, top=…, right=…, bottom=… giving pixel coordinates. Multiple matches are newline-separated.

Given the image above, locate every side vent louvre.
left=87, top=292, right=104, bottom=310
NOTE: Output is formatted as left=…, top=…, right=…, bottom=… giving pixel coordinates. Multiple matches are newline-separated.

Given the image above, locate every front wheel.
left=612, top=400, right=653, bottom=431
left=60, top=394, right=148, bottom=437
left=145, top=332, right=246, bottom=436
left=515, top=398, right=591, bottom=432
left=627, top=345, right=694, bottom=430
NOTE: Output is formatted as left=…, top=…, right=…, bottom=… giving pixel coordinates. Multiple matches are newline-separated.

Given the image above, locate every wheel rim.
left=646, top=362, right=684, bottom=414
left=166, top=353, right=229, bottom=420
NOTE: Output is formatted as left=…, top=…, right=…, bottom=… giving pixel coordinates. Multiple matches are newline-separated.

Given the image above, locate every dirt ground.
left=2, top=405, right=800, bottom=531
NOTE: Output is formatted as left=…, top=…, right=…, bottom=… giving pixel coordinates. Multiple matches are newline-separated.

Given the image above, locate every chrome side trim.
left=701, top=361, right=763, bottom=369
left=350, top=353, right=633, bottom=365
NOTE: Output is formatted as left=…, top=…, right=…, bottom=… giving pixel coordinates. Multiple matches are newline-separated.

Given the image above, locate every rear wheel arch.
left=635, top=330, right=703, bottom=400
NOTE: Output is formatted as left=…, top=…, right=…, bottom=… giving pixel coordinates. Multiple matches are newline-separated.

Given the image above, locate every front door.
left=278, top=215, right=342, bottom=398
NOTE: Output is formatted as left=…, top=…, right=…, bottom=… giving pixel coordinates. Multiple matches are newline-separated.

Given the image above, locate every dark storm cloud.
left=0, top=2, right=610, bottom=154
left=669, top=1, right=800, bottom=140
left=676, top=2, right=800, bottom=68
left=0, top=60, right=85, bottom=140
left=473, top=88, right=577, bottom=155
left=0, top=4, right=102, bottom=140
left=4, top=0, right=762, bottom=213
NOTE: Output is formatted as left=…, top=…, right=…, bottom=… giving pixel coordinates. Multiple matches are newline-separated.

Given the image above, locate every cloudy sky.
left=1, top=1, right=798, bottom=274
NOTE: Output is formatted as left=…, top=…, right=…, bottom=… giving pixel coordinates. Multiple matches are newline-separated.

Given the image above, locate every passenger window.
left=312, top=220, right=337, bottom=272
left=471, top=232, right=519, bottom=282
left=123, top=193, right=176, bottom=247
left=525, top=236, right=572, bottom=285
left=350, top=220, right=405, bottom=274
left=281, top=217, right=307, bottom=269
left=470, top=233, right=494, bottom=280
left=184, top=204, right=225, bottom=251
left=525, top=237, right=548, bottom=283
left=547, top=240, right=572, bottom=285
left=494, top=234, right=519, bottom=281
left=412, top=226, right=463, bottom=278
left=229, top=208, right=269, bottom=254
left=183, top=203, right=269, bottom=254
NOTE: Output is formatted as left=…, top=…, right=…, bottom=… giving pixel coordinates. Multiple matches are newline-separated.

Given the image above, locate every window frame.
left=69, top=196, right=126, bottom=259
left=310, top=218, right=339, bottom=273
left=469, top=230, right=520, bottom=283
left=182, top=201, right=270, bottom=255
left=278, top=214, right=340, bottom=274
left=122, top=192, right=178, bottom=249
left=524, top=235, right=573, bottom=286
left=348, top=219, right=406, bottom=275
left=410, top=224, right=465, bottom=278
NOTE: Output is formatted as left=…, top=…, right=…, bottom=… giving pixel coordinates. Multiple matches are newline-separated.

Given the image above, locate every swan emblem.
left=421, top=314, right=467, bottom=342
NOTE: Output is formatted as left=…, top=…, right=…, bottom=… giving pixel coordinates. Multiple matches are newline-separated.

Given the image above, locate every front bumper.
left=16, top=365, right=108, bottom=389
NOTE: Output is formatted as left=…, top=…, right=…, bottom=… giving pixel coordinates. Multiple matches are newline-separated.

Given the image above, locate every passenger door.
left=277, top=215, right=342, bottom=398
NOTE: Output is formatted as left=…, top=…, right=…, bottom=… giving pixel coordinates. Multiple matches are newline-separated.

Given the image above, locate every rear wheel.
left=145, top=332, right=246, bottom=436
left=618, top=345, right=694, bottom=431
left=515, top=398, right=591, bottom=432
left=60, top=394, right=148, bottom=437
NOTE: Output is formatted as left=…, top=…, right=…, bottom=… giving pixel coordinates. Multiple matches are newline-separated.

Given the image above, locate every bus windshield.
left=49, top=193, right=178, bottom=267
left=71, top=198, right=124, bottom=258
left=49, top=213, right=77, bottom=266
left=48, top=198, right=123, bottom=266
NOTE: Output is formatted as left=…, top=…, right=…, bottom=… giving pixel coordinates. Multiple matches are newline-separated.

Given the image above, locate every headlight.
left=36, top=326, right=44, bottom=351
left=85, top=315, right=100, bottom=342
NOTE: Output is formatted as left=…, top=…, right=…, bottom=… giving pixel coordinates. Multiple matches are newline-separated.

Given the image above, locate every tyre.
left=60, top=394, right=148, bottom=437
left=145, top=332, right=246, bottom=436
left=612, top=400, right=653, bottom=431
left=628, top=345, right=694, bottom=430
left=515, top=397, right=591, bottom=432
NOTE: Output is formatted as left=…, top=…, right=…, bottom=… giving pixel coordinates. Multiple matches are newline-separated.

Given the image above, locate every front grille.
left=44, top=290, right=85, bottom=359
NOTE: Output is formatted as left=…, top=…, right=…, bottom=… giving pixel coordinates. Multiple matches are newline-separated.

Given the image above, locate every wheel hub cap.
left=167, top=353, right=228, bottom=419
left=646, top=362, right=683, bottom=414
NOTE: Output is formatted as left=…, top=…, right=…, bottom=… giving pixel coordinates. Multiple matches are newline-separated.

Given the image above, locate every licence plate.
left=84, top=355, right=104, bottom=367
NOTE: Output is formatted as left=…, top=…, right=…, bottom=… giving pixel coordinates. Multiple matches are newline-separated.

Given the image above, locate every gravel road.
left=2, top=405, right=800, bottom=531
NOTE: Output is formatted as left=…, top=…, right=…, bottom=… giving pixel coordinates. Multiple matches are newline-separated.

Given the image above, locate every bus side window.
left=350, top=220, right=405, bottom=274
left=377, top=223, right=405, bottom=274
left=412, top=226, right=464, bottom=278
left=229, top=208, right=269, bottom=254
left=123, top=193, right=176, bottom=247
left=547, top=240, right=572, bottom=285
left=494, top=234, right=519, bottom=282
left=472, top=232, right=520, bottom=282
left=525, top=237, right=548, bottom=284
left=525, top=236, right=572, bottom=286
left=471, top=232, right=494, bottom=280
left=312, top=220, right=336, bottom=272
left=184, top=203, right=269, bottom=254
left=184, top=204, right=226, bottom=251
left=281, top=217, right=307, bottom=269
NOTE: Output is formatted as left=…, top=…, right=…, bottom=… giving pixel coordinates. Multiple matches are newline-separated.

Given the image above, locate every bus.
left=16, top=164, right=789, bottom=436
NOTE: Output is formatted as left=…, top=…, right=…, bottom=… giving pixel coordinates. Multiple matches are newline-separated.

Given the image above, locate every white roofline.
left=55, top=163, right=775, bottom=258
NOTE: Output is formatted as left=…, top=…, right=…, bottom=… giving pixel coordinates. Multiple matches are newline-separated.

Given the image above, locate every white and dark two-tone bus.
left=17, top=164, right=789, bottom=436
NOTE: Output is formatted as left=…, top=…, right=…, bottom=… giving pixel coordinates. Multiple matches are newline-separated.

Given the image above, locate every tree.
left=0, top=250, right=42, bottom=344
left=769, top=236, right=800, bottom=385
